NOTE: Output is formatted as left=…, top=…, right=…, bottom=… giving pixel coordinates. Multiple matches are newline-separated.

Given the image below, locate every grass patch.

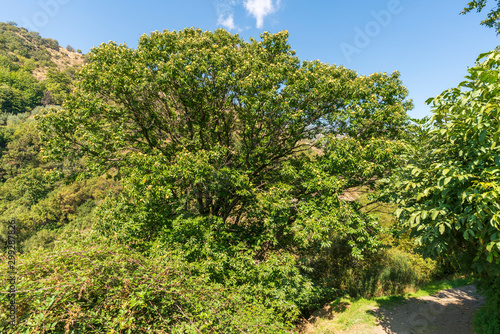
left=409, top=276, right=473, bottom=299
left=300, top=276, right=472, bottom=334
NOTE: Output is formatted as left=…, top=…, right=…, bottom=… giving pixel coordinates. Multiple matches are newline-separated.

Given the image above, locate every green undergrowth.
left=474, top=304, right=500, bottom=334
left=319, top=186, right=441, bottom=299
left=0, top=233, right=300, bottom=333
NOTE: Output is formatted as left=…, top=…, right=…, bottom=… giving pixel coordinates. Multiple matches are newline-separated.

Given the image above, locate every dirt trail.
left=371, top=285, right=485, bottom=334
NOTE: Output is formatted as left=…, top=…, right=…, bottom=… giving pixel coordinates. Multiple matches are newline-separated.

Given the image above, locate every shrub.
left=21, top=228, right=58, bottom=252
left=371, top=248, right=436, bottom=295
left=5, top=115, right=20, bottom=126
left=95, top=205, right=319, bottom=321
left=474, top=303, right=500, bottom=334
left=0, top=235, right=296, bottom=333
left=41, top=38, right=59, bottom=50
left=306, top=238, right=438, bottom=299
left=0, top=112, right=8, bottom=125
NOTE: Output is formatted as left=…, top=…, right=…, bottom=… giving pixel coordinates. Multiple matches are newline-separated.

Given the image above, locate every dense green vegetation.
left=385, top=50, right=500, bottom=333
left=0, top=8, right=499, bottom=332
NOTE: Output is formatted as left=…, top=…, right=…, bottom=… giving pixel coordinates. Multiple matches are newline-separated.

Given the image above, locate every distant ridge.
left=0, top=21, right=84, bottom=80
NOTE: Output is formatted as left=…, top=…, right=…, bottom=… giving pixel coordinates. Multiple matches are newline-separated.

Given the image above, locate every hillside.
left=0, top=21, right=84, bottom=76
left=0, top=21, right=84, bottom=116
left=0, top=23, right=109, bottom=262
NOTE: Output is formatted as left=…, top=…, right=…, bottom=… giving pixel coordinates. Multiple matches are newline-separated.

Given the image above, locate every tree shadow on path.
left=369, top=285, right=485, bottom=334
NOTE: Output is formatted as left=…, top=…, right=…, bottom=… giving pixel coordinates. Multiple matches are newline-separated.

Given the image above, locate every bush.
left=0, top=112, right=7, bottom=125
left=30, top=105, right=49, bottom=116
left=41, top=38, right=59, bottom=50
left=370, top=248, right=437, bottom=296
left=95, top=204, right=319, bottom=321
left=306, top=236, right=438, bottom=299
left=5, top=115, right=20, bottom=126
left=21, top=228, right=58, bottom=252
left=474, top=304, right=500, bottom=334
left=0, top=235, right=296, bottom=333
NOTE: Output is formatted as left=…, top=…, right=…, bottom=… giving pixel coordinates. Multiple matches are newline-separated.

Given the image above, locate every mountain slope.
left=0, top=21, right=84, bottom=115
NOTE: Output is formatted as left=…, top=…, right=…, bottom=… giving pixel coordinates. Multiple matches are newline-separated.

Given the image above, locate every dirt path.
left=371, top=285, right=485, bottom=334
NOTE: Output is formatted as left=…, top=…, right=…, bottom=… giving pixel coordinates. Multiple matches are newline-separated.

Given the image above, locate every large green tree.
left=38, top=28, right=411, bottom=254
left=33, top=28, right=416, bottom=329
left=37, top=29, right=412, bottom=303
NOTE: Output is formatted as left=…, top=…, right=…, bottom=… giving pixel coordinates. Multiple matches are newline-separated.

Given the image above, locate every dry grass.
left=32, top=46, right=84, bottom=80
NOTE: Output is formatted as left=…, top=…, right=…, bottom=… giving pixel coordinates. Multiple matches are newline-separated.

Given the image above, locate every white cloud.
left=243, top=0, right=280, bottom=29
left=215, top=0, right=239, bottom=30
left=218, top=13, right=237, bottom=30
left=214, top=0, right=281, bottom=30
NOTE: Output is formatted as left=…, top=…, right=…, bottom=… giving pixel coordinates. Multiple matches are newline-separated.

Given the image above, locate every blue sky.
left=0, top=0, right=499, bottom=119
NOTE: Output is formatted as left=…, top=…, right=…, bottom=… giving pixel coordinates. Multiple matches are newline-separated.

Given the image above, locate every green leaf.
left=439, top=224, right=445, bottom=234
left=444, top=177, right=452, bottom=186
left=479, top=129, right=487, bottom=143
left=486, top=243, right=494, bottom=252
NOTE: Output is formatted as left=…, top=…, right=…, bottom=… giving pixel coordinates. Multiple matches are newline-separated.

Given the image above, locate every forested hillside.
left=0, top=21, right=83, bottom=118
left=0, top=13, right=499, bottom=333
left=0, top=22, right=105, bottom=255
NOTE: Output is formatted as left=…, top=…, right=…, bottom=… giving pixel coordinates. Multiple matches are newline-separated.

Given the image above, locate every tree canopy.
left=38, top=28, right=411, bottom=245
left=37, top=28, right=413, bottom=298
left=1, top=27, right=450, bottom=333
